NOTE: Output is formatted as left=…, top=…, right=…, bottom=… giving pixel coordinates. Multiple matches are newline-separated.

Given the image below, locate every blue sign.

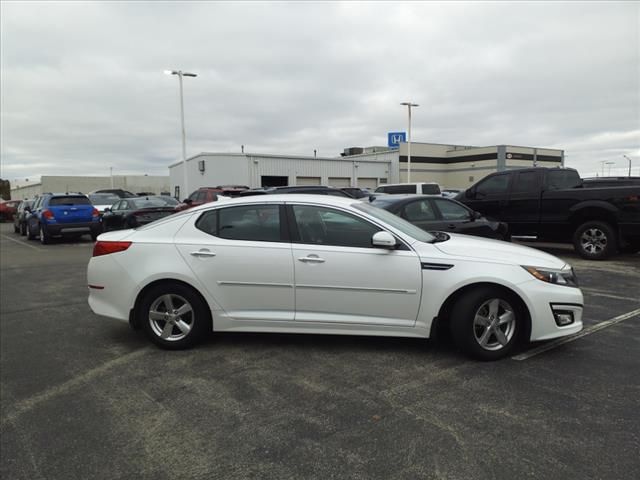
left=388, top=132, right=406, bottom=149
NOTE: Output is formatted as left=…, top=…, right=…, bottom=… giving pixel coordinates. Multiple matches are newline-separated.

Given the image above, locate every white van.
left=374, top=182, right=441, bottom=195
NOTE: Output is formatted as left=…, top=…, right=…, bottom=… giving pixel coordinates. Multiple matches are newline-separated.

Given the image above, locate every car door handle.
left=298, top=256, right=325, bottom=263
left=190, top=250, right=217, bottom=257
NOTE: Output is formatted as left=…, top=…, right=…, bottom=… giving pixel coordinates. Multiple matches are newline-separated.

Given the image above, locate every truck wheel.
left=573, top=221, right=616, bottom=260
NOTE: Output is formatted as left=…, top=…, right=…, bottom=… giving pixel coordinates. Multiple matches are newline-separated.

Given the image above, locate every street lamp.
left=400, top=102, right=419, bottom=183
left=165, top=69, right=197, bottom=199
left=623, top=155, right=632, bottom=177
left=605, top=161, right=614, bottom=176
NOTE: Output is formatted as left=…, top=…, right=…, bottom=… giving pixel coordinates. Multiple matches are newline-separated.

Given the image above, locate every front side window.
left=512, top=171, right=539, bottom=194
left=292, top=205, right=380, bottom=248
left=433, top=199, right=470, bottom=220
left=196, top=205, right=281, bottom=242
left=476, top=174, right=510, bottom=196
left=403, top=200, right=437, bottom=222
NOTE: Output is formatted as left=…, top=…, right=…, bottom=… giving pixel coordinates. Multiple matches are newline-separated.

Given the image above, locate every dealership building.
left=168, top=141, right=564, bottom=198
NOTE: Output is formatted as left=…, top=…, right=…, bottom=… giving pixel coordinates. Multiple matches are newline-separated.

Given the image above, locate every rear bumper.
left=45, top=221, right=102, bottom=236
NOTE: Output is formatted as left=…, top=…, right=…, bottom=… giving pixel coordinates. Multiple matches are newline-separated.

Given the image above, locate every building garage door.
left=328, top=177, right=351, bottom=188
left=296, top=176, right=321, bottom=185
left=357, top=178, right=378, bottom=189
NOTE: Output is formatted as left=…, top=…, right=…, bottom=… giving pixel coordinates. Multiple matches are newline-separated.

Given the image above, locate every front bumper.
left=517, top=279, right=584, bottom=341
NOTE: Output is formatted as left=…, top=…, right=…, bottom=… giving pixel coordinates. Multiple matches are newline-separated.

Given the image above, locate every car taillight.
left=93, top=241, right=132, bottom=257
left=42, top=209, right=54, bottom=219
left=92, top=207, right=100, bottom=217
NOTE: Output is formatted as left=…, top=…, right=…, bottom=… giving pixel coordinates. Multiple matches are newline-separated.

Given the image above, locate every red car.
left=175, top=185, right=249, bottom=211
left=0, top=200, right=21, bottom=222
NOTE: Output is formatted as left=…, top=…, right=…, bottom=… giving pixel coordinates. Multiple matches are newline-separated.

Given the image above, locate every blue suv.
left=27, top=193, right=102, bottom=244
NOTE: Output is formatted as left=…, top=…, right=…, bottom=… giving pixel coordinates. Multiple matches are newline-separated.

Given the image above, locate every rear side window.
left=547, top=170, right=581, bottom=190
left=196, top=205, right=282, bottom=242
left=421, top=184, right=441, bottom=194
left=476, top=175, right=510, bottom=196
left=433, top=199, right=470, bottom=220
left=49, top=196, right=91, bottom=206
left=511, top=171, right=540, bottom=194
left=403, top=200, right=437, bottom=222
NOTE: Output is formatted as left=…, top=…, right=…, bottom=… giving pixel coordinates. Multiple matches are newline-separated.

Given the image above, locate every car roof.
left=185, top=193, right=359, bottom=213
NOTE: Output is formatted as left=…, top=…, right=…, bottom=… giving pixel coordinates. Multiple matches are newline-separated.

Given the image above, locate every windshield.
left=353, top=202, right=435, bottom=243
left=131, top=196, right=179, bottom=209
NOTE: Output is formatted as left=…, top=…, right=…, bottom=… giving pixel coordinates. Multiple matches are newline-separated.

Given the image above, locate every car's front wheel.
left=450, top=287, right=526, bottom=360
left=138, top=283, right=210, bottom=350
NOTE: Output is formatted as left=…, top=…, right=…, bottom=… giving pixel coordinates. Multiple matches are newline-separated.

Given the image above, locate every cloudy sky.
left=1, top=1, right=639, bottom=184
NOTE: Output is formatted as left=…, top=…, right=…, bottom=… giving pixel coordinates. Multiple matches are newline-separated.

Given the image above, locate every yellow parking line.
left=512, top=308, right=640, bottom=361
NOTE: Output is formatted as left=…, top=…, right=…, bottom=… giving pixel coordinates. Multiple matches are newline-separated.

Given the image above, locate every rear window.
left=49, top=196, right=91, bottom=206
left=421, top=184, right=441, bottom=194
left=131, top=197, right=178, bottom=209
left=377, top=185, right=416, bottom=194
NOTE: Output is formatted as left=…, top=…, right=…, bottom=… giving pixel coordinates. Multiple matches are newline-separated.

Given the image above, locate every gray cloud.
left=1, top=1, right=639, bottom=183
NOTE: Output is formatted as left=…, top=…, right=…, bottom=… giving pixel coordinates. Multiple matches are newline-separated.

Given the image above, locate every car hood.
left=419, top=233, right=566, bottom=269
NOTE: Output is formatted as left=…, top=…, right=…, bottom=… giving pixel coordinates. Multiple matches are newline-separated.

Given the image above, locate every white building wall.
left=170, top=152, right=395, bottom=193
left=11, top=175, right=170, bottom=200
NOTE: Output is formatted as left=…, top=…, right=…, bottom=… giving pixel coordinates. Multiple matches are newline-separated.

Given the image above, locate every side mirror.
left=372, top=231, right=397, bottom=249
left=472, top=211, right=482, bottom=220
left=183, top=198, right=193, bottom=205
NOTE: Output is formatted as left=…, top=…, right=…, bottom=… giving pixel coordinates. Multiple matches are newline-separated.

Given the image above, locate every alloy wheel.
left=473, top=298, right=516, bottom=351
left=580, top=228, right=607, bottom=254
left=148, top=294, right=194, bottom=342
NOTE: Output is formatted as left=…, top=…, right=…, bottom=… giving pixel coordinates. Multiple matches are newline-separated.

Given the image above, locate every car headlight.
left=522, top=265, right=578, bottom=287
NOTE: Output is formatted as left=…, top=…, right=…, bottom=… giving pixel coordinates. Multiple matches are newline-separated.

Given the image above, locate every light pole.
left=623, top=155, right=632, bottom=177
left=165, top=69, right=197, bottom=199
left=400, top=102, right=419, bottom=183
left=605, top=161, right=614, bottom=176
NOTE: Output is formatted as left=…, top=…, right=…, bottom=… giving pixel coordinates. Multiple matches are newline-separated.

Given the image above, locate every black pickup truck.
left=456, top=167, right=640, bottom=260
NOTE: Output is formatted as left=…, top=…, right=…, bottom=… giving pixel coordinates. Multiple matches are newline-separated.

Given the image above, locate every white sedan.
left=87, top=194, right=583, bottom=360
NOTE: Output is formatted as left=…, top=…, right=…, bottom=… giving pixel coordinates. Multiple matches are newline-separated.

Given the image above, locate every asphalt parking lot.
left=1, top=223, right=639, bottom=480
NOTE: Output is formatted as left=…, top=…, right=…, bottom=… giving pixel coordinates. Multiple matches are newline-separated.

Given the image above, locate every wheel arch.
left=430, top=282, right=532, bottom=342
left=129, top=278, right=213, bottom=331
left=568, top=204, right=618, bottom=232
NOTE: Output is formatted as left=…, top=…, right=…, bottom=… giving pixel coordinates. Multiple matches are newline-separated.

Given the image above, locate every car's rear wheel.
left=39, top=225, right=51, bottom=245
left=27, top=223, right=36, bottom=240
left=573, top=221, right=616, bottom=260
left=450, top=287, right=526, bottom=360
left=139, top=283, right=210, bottom=350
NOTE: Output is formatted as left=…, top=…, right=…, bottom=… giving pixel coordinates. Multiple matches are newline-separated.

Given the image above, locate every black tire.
left=20, top=223, right=27, bottom=236
left=125, top=216, right=138, bottom=229
left=573, top=221, right=617, bottom=260
left=13, top=223, right=19, bottom=233
left=27, top=223, right=36, bottom=240
left=39, top=225, right=51, bottom=245
left=138, top=282, right=210, bottom=350
left=450, top=287, right=527, bottom=361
